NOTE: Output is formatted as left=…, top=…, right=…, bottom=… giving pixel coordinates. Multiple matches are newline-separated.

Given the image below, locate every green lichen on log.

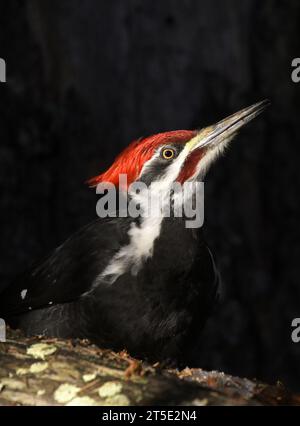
left=0, top=328, right=299, bottom=406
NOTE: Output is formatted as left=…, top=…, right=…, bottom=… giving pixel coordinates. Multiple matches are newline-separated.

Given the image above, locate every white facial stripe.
left=139, top=143, right=192, bottom=184
left=99, top=146, right=193, bottom=285
left=189, top=134, right=235, bottom=181
left=96, top=135, right=232, bottom=287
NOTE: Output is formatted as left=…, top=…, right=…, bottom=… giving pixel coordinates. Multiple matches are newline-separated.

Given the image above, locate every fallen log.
left=0, top=328, right=299, bottom=406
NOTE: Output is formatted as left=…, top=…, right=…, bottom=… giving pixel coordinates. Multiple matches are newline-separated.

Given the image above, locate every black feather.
left=0, top=216, right=219, bottom=365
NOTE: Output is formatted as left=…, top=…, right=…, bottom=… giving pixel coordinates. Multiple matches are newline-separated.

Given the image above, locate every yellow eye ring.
left=162, top=148, right=175, bottom=160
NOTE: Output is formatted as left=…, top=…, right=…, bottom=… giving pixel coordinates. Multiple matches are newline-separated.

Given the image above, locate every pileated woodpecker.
left=0, top=101, right=268, bottom=365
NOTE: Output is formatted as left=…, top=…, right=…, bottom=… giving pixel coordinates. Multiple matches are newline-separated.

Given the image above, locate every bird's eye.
left=162, top=148, right=176, bottom=160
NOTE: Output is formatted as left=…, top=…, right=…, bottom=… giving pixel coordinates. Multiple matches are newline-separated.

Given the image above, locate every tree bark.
left=0, top=328, right=299, bottom=406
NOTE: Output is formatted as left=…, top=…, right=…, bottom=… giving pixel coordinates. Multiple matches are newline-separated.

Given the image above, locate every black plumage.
left=0, top=102, right=267, bottom=365
left=0, top=216, right=219, bottom=365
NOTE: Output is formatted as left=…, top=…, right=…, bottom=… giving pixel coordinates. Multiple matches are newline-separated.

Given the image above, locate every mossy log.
left=0, top=328, right=299, bottom=406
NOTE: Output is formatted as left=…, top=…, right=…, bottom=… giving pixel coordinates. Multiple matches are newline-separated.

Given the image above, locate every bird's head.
left=89, top=101, right=269, bottom=191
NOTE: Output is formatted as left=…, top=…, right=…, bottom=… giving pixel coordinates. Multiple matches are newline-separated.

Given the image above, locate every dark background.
left=1, top=0, right=300, bottom=390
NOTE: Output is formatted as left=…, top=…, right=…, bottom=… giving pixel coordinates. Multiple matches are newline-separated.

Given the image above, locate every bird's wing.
left=0, top=217, right=130, bottom=317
